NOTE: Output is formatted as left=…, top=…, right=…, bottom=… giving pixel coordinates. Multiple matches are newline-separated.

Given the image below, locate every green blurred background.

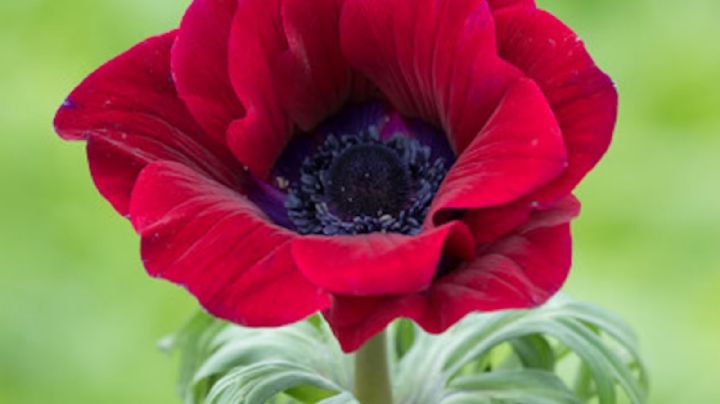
left=1, top=0, right=718, bottom=402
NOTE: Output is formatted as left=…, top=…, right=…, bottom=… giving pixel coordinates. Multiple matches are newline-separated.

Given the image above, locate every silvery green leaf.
left=167, top=294, right=648, bottom=404
left=204, top=361, right=343, bottom=404
left=317, top=392, right=359, bottom=404
left=443, top=369, right=580, bottom=404
left=163, top=311, right=229, bottom=403
left=509, top=334, right=555, bottom=370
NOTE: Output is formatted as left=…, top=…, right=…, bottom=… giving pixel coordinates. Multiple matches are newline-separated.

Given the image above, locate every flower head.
left=55, top=0, right=616, bottom=352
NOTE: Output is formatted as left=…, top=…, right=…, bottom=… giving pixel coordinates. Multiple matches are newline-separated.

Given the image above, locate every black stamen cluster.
left=285, top=127, right=447, bottom=236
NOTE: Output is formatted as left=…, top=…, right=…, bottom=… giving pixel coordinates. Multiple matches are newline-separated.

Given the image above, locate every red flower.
left=55, top=0, right=616, bottom=352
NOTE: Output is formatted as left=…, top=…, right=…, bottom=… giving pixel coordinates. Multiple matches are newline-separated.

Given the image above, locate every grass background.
left=1, top=0, right=718, bottom=402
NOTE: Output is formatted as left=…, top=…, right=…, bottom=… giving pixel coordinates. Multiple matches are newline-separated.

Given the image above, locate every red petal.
left=226, top=0, right=292, bottom=178
left=428, top=78, right=567, bottom=225
left=172, top=0, right=245, bottom=142
left=226, top=0, right=352, bottom=178
left=340, top=0, right=520, bottom=154
left=464, top=194, right=580, bottom=243
left=54, top=32, right=239, bottom=215
left=424, top=220, right=572, bottom=332
left=463, top=200, right=535, bottom=244
left=495, top=8, right=617, bottom=204
left=488, top=0, right=535, bottom=10
left=325, top=204, right=574, bottom=351
left=130, top=161, right=330, bottom=326
left=520, top=195, right=580, bottom=232
left=325, top=294, right=424, bottom=352
left=273, top=0, right=351, bottom=129
left=291, top=221, right=474, bottom=296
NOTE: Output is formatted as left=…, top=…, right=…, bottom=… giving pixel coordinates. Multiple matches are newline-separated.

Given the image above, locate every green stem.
left=354, top=330, right=393, bottom=404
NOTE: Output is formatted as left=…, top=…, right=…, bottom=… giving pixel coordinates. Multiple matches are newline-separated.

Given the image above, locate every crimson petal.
left=226, top=0, right=292, bottom=178
left=488, top=0, right=536, bottom=11
left=495, top=8, right=618, bottom=205
left=326, top=294, right=425, bottom=352
left=226, top=0, right=353, bottom=178
left=428, top=78, right=567, bottom=225
left=340, top=0, right=520, bottom=154
left=462, top=200, right=536, bottom=244
left=172, top=0, right=245, bottom=142
left=291, top=221, right=474, bottom=296
left=273, top=0, right=352, bottom=130
left=425, top=219, right=572, bottom=332
left=54, top=32, right=239, bottom=215
left=130, top=161, right=330, bottom=326
left=325, top=200, right=576, bottom=351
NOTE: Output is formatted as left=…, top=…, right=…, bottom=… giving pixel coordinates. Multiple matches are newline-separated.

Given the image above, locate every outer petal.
left=340, top=0, right=521, bottom=154
left=428, top=78, right=567, bottom=225
left=488, top=0, right=535, bottom=10
left=226, top=0, right=292, bottom=178
left=464, top=194, right=580, bottom=243
left=172, top=0, right=245, bottom=142
left=54, top=32, right=240, bottom=215
left=291, top=221, right=474, bottom=296
left=424, top=219, right=572, bottom=332
left=462, top=200, right=535, bottom=244
left=325, top=200, right=576, bottom=352
left=227, top=0, right=352, bottom=178
left=495, top=8, right=618, bottom=204
left=325, top=294, right=425, bottom=352
left=274, top=0, right=351, bottom=129
left=130, top=161, right=330, bottom=326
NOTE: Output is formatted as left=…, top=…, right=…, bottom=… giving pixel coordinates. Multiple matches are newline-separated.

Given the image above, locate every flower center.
left=327, top=144, right=410, bottom=218
left=285, top=117, right=449, bottom=236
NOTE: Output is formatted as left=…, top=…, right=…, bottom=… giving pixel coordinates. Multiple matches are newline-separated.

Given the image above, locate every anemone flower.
left=55, top=0, right=616, bottom=357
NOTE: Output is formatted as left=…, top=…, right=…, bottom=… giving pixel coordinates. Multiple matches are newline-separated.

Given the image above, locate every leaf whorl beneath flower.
left=165, top=295, right=648, bottom=404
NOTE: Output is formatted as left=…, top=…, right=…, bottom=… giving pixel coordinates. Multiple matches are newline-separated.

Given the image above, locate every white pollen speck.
left=531, top=138, right=539, bottom=147
left=368, top=125, right=380, bottom=139
left=276, top=176, right=289, bottom=189
left=531, top=201, right=540, bottom=209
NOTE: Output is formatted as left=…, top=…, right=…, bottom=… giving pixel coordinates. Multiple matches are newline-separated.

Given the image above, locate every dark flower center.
left=327, top=144, right=410, bottom=218
left=285, top=120, right=449, bottom=236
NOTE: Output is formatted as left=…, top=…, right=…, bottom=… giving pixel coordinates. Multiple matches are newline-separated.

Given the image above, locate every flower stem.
left=354, top=330, right=393, bottom=404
